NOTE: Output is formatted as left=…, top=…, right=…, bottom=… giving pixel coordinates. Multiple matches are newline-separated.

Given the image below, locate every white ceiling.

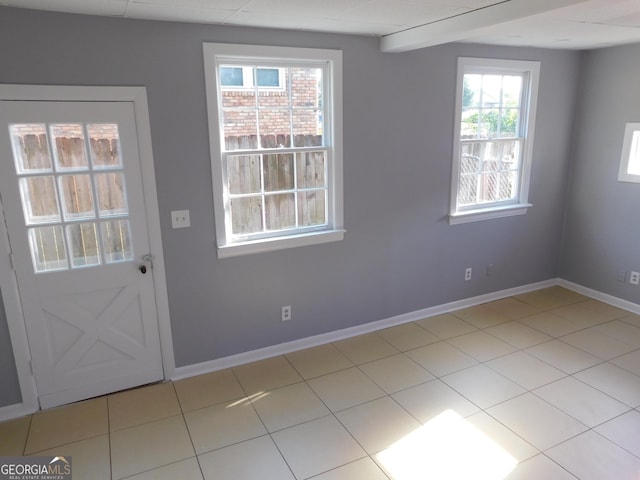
left=2, top=0, right=640, bottom=52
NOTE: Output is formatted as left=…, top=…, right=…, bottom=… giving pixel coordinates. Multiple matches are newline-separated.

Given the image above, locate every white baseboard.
left=0, top=402, right=37, bottom=423
left=3, top=278, right=636, bottom=422
left=173, top=278, right=558, bottom=381
left=558, top=279, right=640, bottom=315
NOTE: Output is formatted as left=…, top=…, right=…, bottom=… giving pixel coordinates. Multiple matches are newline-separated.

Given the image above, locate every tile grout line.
left=106, top=395, right=113, bottom=480
left=269, top=355, right=313, bottom=480
left=171, top=381, right=206, bottom=480
left=8, top=288, right=640, bottom=479
left=22, top=412, right=33, bottom=456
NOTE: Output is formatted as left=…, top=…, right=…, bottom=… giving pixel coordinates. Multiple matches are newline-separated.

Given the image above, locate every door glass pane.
left=51, top=124, right=89, bottom=171
left=19, top=176, right=61, bottom=224
left=88, top=124, right=122, bottom=169
left=9, top=124, right=53, bottom=174
left=95, top=173, right=128, bottom=217
left=59, top=175, right=95, bottom=220
left=28, top=226, right=68, bottom=272
left=101, top=220, right=133, bottom=263
left=265, top=193, right=295, bottom=230
left=66, top=222, right=100, bottom=268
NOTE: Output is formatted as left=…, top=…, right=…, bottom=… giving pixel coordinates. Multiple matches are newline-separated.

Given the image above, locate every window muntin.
left=220, top=66, right=285, bottom=91
left=225, top=151, right=328, bottom=238
left=204, top=44, right=343, bottom=257
left=618, top=123, right=640, bottom=183
left=450, top=58, right=539, bottom=224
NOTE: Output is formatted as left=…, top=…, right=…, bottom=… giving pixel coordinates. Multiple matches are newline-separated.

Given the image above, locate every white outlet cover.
left=171, top=210, right=191, bottom=228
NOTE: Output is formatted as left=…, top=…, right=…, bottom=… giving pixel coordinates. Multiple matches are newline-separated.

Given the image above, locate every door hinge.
left=8, top=252, right=15, bottom=271
left=28, top=359, right=35, bottom=376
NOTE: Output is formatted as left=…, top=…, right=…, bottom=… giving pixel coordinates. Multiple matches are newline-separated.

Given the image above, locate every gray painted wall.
left=0, top=6, right=581, bottom=407
left=561, top=43, right=640, bottom=303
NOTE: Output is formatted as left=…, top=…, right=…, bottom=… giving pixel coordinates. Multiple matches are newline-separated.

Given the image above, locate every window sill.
left=217, top=229, right=345, bottom=258
left=449, top=203, right=532, bottom=225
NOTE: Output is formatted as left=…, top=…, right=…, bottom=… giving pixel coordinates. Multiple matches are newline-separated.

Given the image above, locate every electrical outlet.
left=630, top=271, right=640, bottom=285
left=464, top=267, right=472, bottom=281
left=281, top=305, right=292, bottom=321
left=171, top=210, right=191, bottom=229
left=486, top=264, right=494, bottom=277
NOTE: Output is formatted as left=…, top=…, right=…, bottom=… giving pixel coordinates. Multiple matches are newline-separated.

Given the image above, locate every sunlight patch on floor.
left=376, top=410, right=518, bottom=480
left=226, top=391, right=270, bottom=408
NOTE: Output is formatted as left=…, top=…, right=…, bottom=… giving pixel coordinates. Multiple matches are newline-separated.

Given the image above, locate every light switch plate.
left=171, top=210, right=191, bottom=228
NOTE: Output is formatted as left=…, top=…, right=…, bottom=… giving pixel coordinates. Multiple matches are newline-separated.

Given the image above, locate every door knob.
left=139, top=265, right=147, bottom=274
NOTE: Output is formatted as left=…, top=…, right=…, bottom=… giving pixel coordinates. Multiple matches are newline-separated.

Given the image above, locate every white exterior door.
left=0, top=99, right=164, bottom=409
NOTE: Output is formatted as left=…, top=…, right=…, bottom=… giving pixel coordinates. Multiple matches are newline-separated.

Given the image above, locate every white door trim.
left=0, top=84, right=175, bottom=414
left=0, top=192, right=38, bottom=415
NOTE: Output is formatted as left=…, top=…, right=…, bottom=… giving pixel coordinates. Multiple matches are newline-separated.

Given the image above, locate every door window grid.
left=9, top=123, right=133, bottom=273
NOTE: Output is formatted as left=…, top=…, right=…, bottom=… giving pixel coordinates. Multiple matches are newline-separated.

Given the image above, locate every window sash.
left=222, top=146, right=330, bottom=242
left=456, top=137, right=523, bottom=210
left=216, top=61, right=331, bottom=243
left=450, top=58, right=540, bottom=222
left=217, top=62, right=328, bottom=152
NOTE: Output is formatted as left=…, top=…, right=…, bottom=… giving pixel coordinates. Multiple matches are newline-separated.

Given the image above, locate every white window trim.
left=203, top=43, right=344, bottom=258
left=449, top=57, right=540, bottom=225
left=618, top=122, right=640, bottom=183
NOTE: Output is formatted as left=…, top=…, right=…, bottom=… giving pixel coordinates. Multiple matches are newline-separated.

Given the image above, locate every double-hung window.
left=450, top=57, right=540, bottom=224
left=204, top=43, right=344, bottom=257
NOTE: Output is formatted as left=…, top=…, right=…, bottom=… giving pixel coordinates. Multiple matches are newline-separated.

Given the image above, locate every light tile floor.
left=2, top=286, right=640, bottom=479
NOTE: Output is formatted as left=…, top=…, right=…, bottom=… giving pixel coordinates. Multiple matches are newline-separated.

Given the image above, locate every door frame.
left=0, top=85, right=175, bottom=417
